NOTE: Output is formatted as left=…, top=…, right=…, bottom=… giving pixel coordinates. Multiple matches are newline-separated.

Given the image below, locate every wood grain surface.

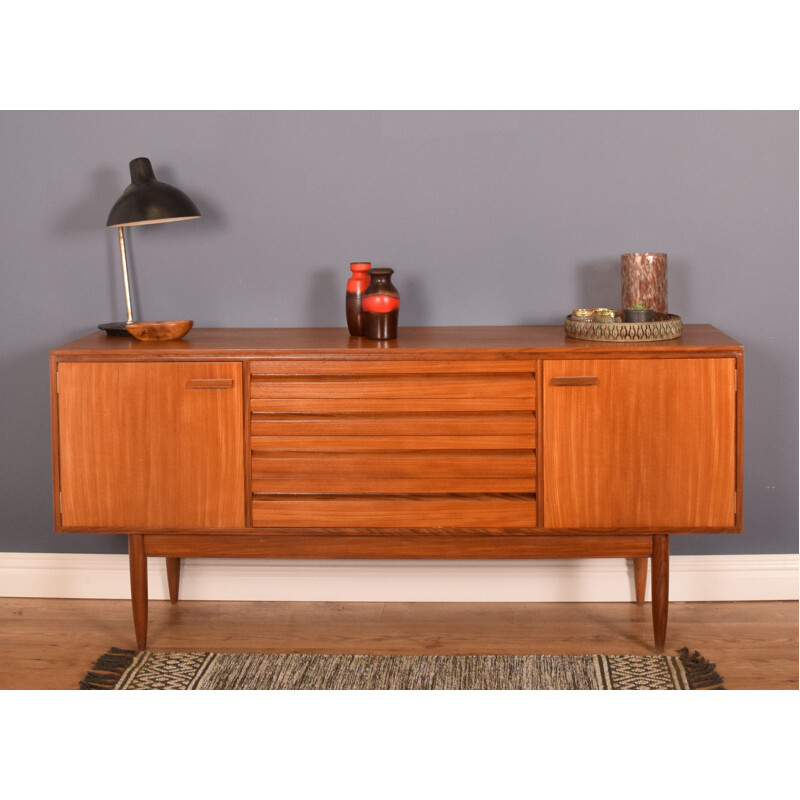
left=50, top=325, right=743, bottom=358
left=249, top=362, right=538, bottom=525
left=251, top=495, right=538, bottom=528
left=49, top=325, right=744, bottom=653
left=56, top=361, right=245, bottom=529
left=542, top=358, right=738, bottom=530
left=2, top=597, right=794, bottom=690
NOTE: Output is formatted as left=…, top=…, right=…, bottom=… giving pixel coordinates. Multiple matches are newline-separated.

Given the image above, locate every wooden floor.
left=0, top=597, right=796, bottom=689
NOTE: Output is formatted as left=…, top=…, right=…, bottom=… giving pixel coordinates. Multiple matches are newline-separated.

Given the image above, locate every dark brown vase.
left=345, top=262, right=371, bottom=336
left=362, top=267, right=400, bottom=340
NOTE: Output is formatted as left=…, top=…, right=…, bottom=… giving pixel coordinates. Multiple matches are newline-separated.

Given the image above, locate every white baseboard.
left=0, top=552, right=796, bottom=602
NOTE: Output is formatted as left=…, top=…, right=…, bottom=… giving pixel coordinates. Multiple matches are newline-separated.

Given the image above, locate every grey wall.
left=1, top=110, right=796, bottom=557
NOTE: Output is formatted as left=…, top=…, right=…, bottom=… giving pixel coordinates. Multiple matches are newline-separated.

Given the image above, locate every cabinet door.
left=57, top=362, right=245, bottom=529
left=542, top=358, right=737, bottom=530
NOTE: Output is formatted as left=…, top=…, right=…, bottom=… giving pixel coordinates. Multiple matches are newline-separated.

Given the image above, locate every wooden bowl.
left=126, top=320, right=194, bottom=341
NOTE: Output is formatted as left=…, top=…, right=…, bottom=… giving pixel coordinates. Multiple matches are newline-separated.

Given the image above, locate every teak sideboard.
left=49, top=326, right=743, bottom=650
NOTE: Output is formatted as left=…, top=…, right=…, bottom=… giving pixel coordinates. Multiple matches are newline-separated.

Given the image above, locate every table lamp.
left=99, top=156, right=201, bottom=337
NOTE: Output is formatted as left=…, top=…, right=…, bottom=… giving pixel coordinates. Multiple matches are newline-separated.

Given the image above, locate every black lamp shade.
left=106, top=157, right=201, bottom=227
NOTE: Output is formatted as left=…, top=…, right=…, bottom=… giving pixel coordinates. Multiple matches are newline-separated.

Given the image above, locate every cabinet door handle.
left=550, top=376, right=598, bottom=386
left=186, top=379, right=235, bottom=389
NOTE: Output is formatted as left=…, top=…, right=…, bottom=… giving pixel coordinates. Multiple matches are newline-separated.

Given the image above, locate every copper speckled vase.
left=621, top=253, right=667, bottom=314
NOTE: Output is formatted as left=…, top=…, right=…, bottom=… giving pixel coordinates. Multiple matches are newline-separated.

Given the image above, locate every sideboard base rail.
left=128, top=532, right=668, bottom=651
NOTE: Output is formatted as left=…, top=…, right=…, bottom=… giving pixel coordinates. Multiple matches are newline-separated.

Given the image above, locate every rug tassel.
left=79, top=648, right=138, bottom=690
left=676, top=647, right=725, bottom=690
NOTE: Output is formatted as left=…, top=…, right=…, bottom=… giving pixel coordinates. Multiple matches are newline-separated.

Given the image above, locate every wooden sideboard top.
left=51, top=324, right=742, bottom=358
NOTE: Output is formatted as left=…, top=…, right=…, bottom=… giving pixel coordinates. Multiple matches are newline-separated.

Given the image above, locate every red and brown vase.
left=345, top=262, right=371, bottom=336
left=362, top=267, right=400, bottom=340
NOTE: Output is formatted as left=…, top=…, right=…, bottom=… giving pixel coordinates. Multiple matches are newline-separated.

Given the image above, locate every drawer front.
left=251, top=451, right=536, bottom=494
left=249, top=360, right=537, bottom=528
left=252, top=495, right=536, bottom=528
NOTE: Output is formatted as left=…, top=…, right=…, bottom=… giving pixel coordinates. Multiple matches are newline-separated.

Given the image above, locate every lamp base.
left=98, top=322, right=133, bottom=337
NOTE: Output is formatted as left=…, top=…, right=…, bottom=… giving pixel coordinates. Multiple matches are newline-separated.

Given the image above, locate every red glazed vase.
left=345, top=262, right=371, bottom=336
left=362, top=267, right=400, bottom=340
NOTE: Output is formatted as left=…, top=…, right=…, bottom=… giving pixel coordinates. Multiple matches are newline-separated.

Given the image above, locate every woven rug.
left=80, top=647, right=723, bottom=690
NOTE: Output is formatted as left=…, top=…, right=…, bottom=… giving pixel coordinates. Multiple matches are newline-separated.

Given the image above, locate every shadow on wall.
left=664, top=257, right=689, bottom=318
left=55, top=166, right=119, bottom=236
left=307, top=266, right=341, bottom=326
left=396, top=273, right=429, bottom=326
left=511, top=258, right=622, bottom=324
left=576, top=258, right=620, bottom=310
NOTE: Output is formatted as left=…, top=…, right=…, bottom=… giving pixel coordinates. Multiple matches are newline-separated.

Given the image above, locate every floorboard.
left=0, top=597, right=796, bottom=689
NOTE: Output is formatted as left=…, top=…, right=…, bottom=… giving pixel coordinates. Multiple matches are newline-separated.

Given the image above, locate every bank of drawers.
left=249, top=360, right=537, bottom=528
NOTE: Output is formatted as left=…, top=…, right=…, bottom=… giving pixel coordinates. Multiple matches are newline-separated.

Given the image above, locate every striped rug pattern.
left=81, top=647, right=723, bottom=690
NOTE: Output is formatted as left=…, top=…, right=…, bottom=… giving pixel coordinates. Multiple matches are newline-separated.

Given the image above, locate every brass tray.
left=564, top=313, right=683, bottom=342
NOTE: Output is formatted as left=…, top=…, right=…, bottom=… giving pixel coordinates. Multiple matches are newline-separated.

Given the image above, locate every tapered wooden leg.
left=129, top=534, right=148, bottom=650
left=633, top=557, right=648, bottom=605
left=651, top=534, right=670, bottom=652
left=166, top=557, right=181, bottom=604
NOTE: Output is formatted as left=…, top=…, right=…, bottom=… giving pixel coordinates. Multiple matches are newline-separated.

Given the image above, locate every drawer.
left=252, top=495, right=537, bottom=528
left=251, top=451, right=536, bottom=495
left=248, top=361, right=538, bottom=527
left=250, top=375, right=535, bottom=413
left=250, top=360, right=538, bottom=375
left=250, top=412, right=535, bottom=438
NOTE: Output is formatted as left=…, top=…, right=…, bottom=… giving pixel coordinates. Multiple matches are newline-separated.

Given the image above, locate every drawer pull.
left=186, top=379, right=234, bottom=389
left=550, top=376, right=598, bottom=386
